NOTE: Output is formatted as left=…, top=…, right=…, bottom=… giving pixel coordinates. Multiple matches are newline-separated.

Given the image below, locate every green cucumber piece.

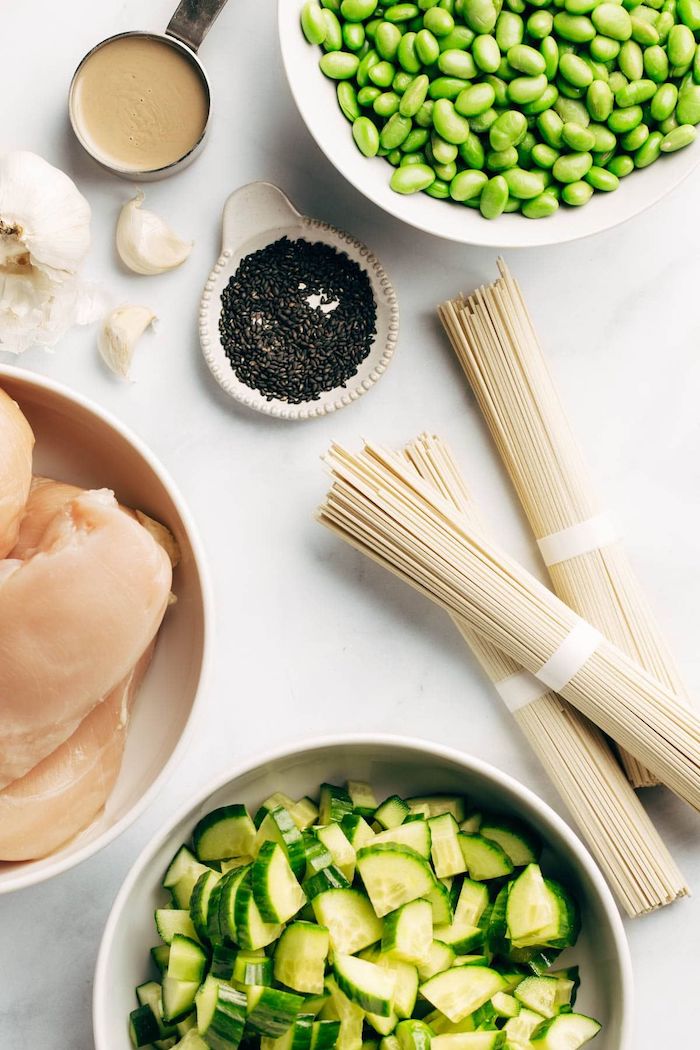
left=214, top=864, right=252, bottom=945
left=551, top=967, right=580, bottom=1008
left=374, top=796, right=410, bottom=830
left=459, top=813, right=482, bottom=834
left=514, top=976, right=564, bottom=1019
left=129, top=1004, right=161, bottom=1047
left=407, top=797, right=467, bottom=822
left=311, top=1020, right=342, bottom=1050
left=454, top=881, right=489, bottom=928
left=312, top=888, right=384, bottom=954
left=315, top=824, right=356, bottom=882
left=291, top=798, right=320, bottom=831
left=262, top=1013, right=315, bottom=1050
left=255, top=808, right=306, bottom=879
left=458, top=835, right=514, bottom=881
left=303, top=833, right=334, bottom=876
left=255, top=793, right=298, bottom=827
left=423, top=1013, right=475, bottom=1036
left=431, top=1035, right=504, bottom=1049
left=151, top=945, right=170, bottom=975
left=155, top=910, right=199, bottom=946
left=503, top=1008, right=547, bottom=1046
left=530, top=1013, right=601, bottom=1048
left=178, top=1032, right=209, bottom=1050
left=193, top=806, right=256, bottom=862
left=416, top=941, right=455, bottom=981
left=324, top=976, right=365, bottom=1050
left=274, top=921, right=330, bottom=994
left=305, top=866, right=351, bottom=898
left=426, top=880, right=453, bottom=927
left=235, top=871, right=283, bottom=950
left=162, top=846, right=210, bottom=909
left=373, top=821, right=431, bottom=859
left=246, top=985, right=305, bottom=1037
left=253, top=841, right=307, bottom=923
left=479, top=817, right=540, bottom=867
left=136, top=982, right=177, bottom=1040
left=491, top=991, right=519, bottom=1018
left=429, top=815, right=468, bottom=878
left=377, top=956, right=419, bottom=1019
left=167, top=935, right=207, bottom=983
left=210, top=945, right=238, bottom=981
left=233, top=950, right=273, bottom=987
left=190, top=868, right=222, bottom=942
left=395, top=1019, right=432, bottom=1050
left=162, top=975, right=200, bottom=1024
left=347, top=780, right=378, bottom=819
left=419, top=967, right=506, bottom=1023
left=356, top=844, right=436, bottom=917
left=432, top=919, right=482, bottom=954
left=341, top=814, right=377, bottom=850
left=381, top=899, right=433, bottom=964
left=365, top=1011, right=399, bottom=1038
left=196, top=977, right=247, bottom=1050
left=334, top=954, right=397, bottom=1016
left=319, top=784, right=355, bottom=825
left=505, top=865, right=553, bottom=947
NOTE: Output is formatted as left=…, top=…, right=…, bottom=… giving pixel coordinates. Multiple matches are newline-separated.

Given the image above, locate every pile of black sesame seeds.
left=219, top=236, right=378, bottom=404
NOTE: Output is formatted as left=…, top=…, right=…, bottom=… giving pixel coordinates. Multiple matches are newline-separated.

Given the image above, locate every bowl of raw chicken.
left=0, top=365, right=212, bottom=893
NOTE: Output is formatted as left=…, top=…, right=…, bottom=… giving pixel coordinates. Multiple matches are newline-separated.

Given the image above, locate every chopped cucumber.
left=347, top=780, right=378, bottom=818
left=155, top=909, right=199, bottom=946
left=162, top=975, right=200, bottom=1024
left=375, top=796, right=410, bottom=830
left=210, top=945, right=237, bottom=981
left=459, top=813, right=482, bottom=834
left=247, top=985, right=306, bottom=1037
left=196, top=977, right=247, bottom=1049
left=319, top=784, right=354, bottom=826
left=454, top=880, right=489, bottom=928
left=324, top=976, right=365, bottom=1050
left=213, top=864, right=251, bottom=945
left=429, top=815, right=467, bottom=878
left=377, top=956, right=419, bottom=1018
left=395, top=1019, right=432, bottom=1050
left=129, top=1004, right=161, bottom=1047
left=233, top=950, right=273, bottom=987
left=373, top=821, right=431, bottom=859
left=256, top=793, right=298, bottom=826
left=382, top=899, right=433, bottom=965
left=193, top=805, right=256, bottom=862
left=458, top=835, right=514, bottom=881
left=506, top=865, right=555, bottom=947
left=407, top=797, right=467, bottom=822
left=262, top=1013, right=315, bottom=1050
left=365, top=1010, right=399, bottom=1037
left=311, top=1020, right=341, bottom=1050
left=291, top=798, right=321, bottom=831
left=356, top=844, right=435, bottom=918
left=162, top=846, right=210, bottom=910
left=530, top=1013, right=602, bottom=1049
left=491, top=992, right=519, bottom=1019
left=275, top=922, right=330, bottom=994
left=312, top=888, right=384, bottom=954
left=303, top=833, right=334, bottom=875
left=136, top=981, right=177, bottom=1040
left=253, top=841, right=307, bottom=924
left=190, top=868, right=221, bottom=942
left=256, top=808, right=306, bottom=879
left=479, top=817, right=540, bottom=868
left=514, top=976, right=564, bottom=1019
left=305, top=866, right=351, bottom=898
left=426, top=881, right=453, bottom=927
left=503, top=1007, right=547, bottom=1046
left=167, top=935, right=207, bottom=984
left=177, top=1031, right=208, bottom=1050
left=315, top=823, right=356, bottom=882
left=334, top=954, right=397, bottom=1016
left=341, top=814, right=377, bottom=850
left=432, top=919, right=482, bottom=954
left=419, top=967, right=506, bottom=1023
left=151, top=944, right=170, bottom=975
left=432, top=1035, right=503, bottom=1050
left=235, top=872, right=283, bottom=950
left=417, top=941, right=456, bottom=981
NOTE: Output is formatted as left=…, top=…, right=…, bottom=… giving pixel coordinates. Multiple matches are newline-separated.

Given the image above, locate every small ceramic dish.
left=0, top=366, right=212, bottom=894
left=199, top=181, right=399, bottom=420
left=94, top=735, right=633, bottom=1050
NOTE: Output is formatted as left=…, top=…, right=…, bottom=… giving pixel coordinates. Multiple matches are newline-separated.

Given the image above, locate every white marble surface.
left=1, top=0, right=699, bottom=1045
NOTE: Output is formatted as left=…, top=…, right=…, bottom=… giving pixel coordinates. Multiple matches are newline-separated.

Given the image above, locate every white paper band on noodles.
left=495, top=671, right=550, bottom=713
left=537, top=512, right=619, bottom=566
left=536, top=621, right=604, bottom=693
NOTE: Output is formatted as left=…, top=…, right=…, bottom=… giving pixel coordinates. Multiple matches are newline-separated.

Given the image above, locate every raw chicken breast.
left=11, top=476, right=83, bottom=559
left=0, top=488, right=171, bottom=787
left=0, top=645, right=154, bottom=861
left=0, top=387, right=34, bottom=559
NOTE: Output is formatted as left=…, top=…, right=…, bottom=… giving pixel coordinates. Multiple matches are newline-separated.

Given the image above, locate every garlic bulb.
left=98, top=305, right=156, bottom=379
left=116, top=192, right=192, bottom=275
left=0, top=151, right=100, bottom=354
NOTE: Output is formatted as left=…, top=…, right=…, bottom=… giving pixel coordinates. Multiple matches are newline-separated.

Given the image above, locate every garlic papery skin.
left=116, top=192, right=192, bottom=276
left=0, top=152, right=98, bottom=354
left=98, top=305, right=156, bottom=379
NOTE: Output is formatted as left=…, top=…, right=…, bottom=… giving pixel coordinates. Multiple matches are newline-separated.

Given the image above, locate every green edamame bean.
left=658, top=113, right=678, bottom=133
left=376, top=21, right=403, bottom=59
left=425, top=177, right=451, bottom=197
left=320, top=51, right=360, bottom=78
left=559, top=52, right=595, bottom=86
left=565, top=0, right=598, bottom=12
left=400, top=150, right=427, bottom=165
left=615, top=78, right=657, bottom=106
left=504, top=166, right=546, bottom=196
left=438, top=48, right=479, bottom=77
left=692, top=45, right=700, bottom=81
left=592, top=3, right=633, bottom=37
left=450, top=168, right=490, bottom=197
left=608, top=71, right=628, bottom=93
left=650, top=81, right=678, bottom=120
left=424, top=5, right=456, bottom=32
left=358, top=84, right=381, bottom=104
left=562, top=120, right=597, bottom=148
left=346, top=22, right=367, bottom=49
left=402, top=126, right=430, bottom=150
left=634, top=4, right=659, bottom=23
left=522, top=82, right=560, bottom=114
left=538, top=108, right=565, bottom=145
left=365, top=17, right=381, bottom=38
left=508, top=43, right=547, bottom=74
left=341, top=0, right=378, bottom=18
left=621, top=121, right=649, bottom=147
left=322, top=9, right=344, bottom=50
left=429, top=76, right=469, bottom=98
left=504, top=0, right=526, bottom=14
left=393, top=71, right=413, bottom=93
left=337, top=82, right=361, bottom=120
left=420, top=0, right=442, bottom=8
left=480, top=174, right=509, bottom=216
left=390, top=162, right=436, bottom=191
left=356, top=47, right=379, bottom=84
left=532, top=141, right=561, bottom=166
left=553, top=149, right=593, bottom=180
left=618, top=39, right=643, bottom=79
left=607, top=152, right=635, bottom=174
left=487, top=144, right=520, bottom=167
left=352, top=116, right=380, bottom=155
left=677, top=85, right=700, bottom=123
left=643, top=44, right=668, bottom=82
left=321, top=0, right=340, bottom=11
left=472, top=33, right=502, bottom=71
left=381, top=112, right=414, bottom=147
left=456, top=82, right=497, bottom=114
left=678, top=0, right=700, bottom=25
left=434, top=159, right=458, bottom=178
left=654, top=9, right=674, bottom=39
left=660, top=123, right=697, bottom=149
left=496, top=12, right=525, bottom=49
left=439, top=26, right=477, bottom=50
left=490, top=108, right=528, bottom=148
left=508, top=73, right=548, bottom=103
left=397, top=31, right=422, bottom=71
left=630, top=15, right=659, bottom=42
left=522, top=190, right=560, bottom=216
left=373, top=90, right=400, bottom=116
left=553, top=12, right=597, bottom=40
left=369, top=60, right=397, bottom=86
left=496, top=56, right=517, bottom=81
left=470, top=106, right=499, bottom=130
left=562, top=180, right=594, bottom=203
left=589, top=34, right=621, bottom=60
left=384, top=3, right=420, bottom=21
left=400, top=75, right=430, bottom=115
left=527, top=11, right=554, bottom=37
left=589, top=122, right=617, bottom=150
left=460, top=131, right=487, bottom=166
left=415, top=27, right=441, bottom=62
left=607, top=103, right=643, bottom=129
left=538, top=35, right=559, bottom=79
left=518, top=129, right=537, bottom=162
left=484, top=74, right=509, bottom=106
left=555, top=97, right=591, bottom=128
left=583, top=55, right=609, bottom=82
left=558, top=76, right=586, bottom=100
left=463, top=0, right=498, bottom=33
left=587, top=79, right=614, bottom=120
left=431, top=132, right=460, bottom=160
left=302, top=2, right=328, bottom=45
left=433, top=97, right=472, bottom=142
left=634, top=128, right=662, bottom=164
left=668, top=25, right=695, bottom=67
left=415, top=99, right=436, bottom=125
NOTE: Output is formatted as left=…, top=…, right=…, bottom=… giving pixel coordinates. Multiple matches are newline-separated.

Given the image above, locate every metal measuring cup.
left=69, top=0, right=229, bottom=180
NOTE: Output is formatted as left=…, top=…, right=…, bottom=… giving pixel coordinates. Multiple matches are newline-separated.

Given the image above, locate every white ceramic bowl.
left=279, top=1, right=700, bottom=249
left=0, top=365, right=212, bottom=894
left=94, top=735, right=633, bottom=1050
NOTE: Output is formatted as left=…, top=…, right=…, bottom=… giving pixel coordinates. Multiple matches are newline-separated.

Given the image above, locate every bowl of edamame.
left=280, top=0, right=700, bottom=247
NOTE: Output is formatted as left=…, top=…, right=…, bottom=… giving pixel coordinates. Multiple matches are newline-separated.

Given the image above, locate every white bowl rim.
left=0, top=363, right=215, bottom=895
left=93, top=731, right=634, bottom=1050
left=278, top=0, right=700, bottom=249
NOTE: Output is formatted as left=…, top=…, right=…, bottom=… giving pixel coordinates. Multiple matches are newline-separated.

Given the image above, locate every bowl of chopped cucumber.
left=279, top=0, right=700, bottom=248
left=94, top=735, right=633, bottom=1050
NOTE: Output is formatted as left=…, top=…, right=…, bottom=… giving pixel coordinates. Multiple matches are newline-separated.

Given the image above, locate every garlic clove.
left=98, top=305, right=156, bottom=379
left=116, top=191, right=192, bottom=276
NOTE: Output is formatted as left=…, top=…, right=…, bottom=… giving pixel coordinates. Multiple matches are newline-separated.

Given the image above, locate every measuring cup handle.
left=166, top=0, right=229, bottom=52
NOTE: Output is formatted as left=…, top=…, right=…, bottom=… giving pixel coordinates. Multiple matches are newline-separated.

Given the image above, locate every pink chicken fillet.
left=0, top=388, right=34, bottom=559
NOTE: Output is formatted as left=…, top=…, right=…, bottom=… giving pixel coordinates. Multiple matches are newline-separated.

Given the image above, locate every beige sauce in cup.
left=71, top=35, right=208, bottom=173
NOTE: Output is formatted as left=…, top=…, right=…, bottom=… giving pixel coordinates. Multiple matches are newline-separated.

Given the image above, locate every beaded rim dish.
left=199, top=182, right=400, bottom=421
